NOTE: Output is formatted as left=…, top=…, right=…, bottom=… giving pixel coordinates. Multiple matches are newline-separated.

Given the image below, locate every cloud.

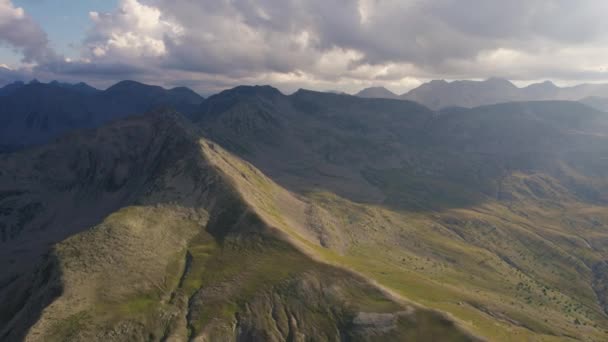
left=111, top=0, right=608, bottom=92
left=0, top=0, right=56, bottom=63
left=84, top=0, right=183, bottom=62
left=6, top=0, right=608, bottom=94
left=0, top=63, right=29, bottom=85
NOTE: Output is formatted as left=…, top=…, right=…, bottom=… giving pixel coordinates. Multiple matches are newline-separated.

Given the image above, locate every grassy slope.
left=15, top=137, right=475, bottom=342
left=199, top=139, right=608, bottom=341
left=9, top=98, right=608, bottom=341
left=304, top=173, right=608, bottom=341
left=194, top=93, right=608, bottom=341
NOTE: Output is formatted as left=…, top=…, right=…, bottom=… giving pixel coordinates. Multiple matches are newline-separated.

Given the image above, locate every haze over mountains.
left=2, top=79, right=608, bottom=341
left=355, top=78, right=608, bottom=110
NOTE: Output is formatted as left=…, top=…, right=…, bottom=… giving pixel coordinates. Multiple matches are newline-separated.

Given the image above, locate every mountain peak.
left=106, top=80, right=160, bottom=92
left=355, top=86, right=399, bottom=99
left=485, top=76, right=508, bottom=82
left=360, top=86, right=390, bottom=91
left=485, top=77, right=516, bottom=87
left=323, top=89, right=348, bottom=95
left=526, top=80, right=558, bottom=89
left=72, top=82, right=99, bottom=93
left=170, top=86, right=195, bottom=93
left=291, top=88, right=351, bottom=99
left=45, top=80, right=99, bottom=94
left=218, top=85, right=283, bottom=98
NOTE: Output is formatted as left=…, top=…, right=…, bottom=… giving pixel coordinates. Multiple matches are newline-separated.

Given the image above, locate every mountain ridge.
left=3, top=82, right=608, bottom=340
left=0, top=80, right=204, bottom=152
left=355, top=78, right=608, bottom=109
left=0, top=110, right=477, bottom=341
left=355, top=86, right=401, bottom=99
left=189, top=89, right=608, bottom=340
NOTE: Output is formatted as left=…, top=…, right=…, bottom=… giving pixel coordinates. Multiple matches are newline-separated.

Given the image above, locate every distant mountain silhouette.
left=355, top=86, right=401, bottom=99
left=0, top=81, right=25, bottom=96
left=580, top=96, right=608, bottom=112
left=355, top=78, right=608, bottom=109
left=0, top=80, right=204, bottom=152
left=48, top=80, right=100, bottom=94
left=401, top=78, right=520, bottom=109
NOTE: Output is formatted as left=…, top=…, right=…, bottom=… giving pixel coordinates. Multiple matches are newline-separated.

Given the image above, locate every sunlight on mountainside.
left=4, top=1, right=608, bottom=341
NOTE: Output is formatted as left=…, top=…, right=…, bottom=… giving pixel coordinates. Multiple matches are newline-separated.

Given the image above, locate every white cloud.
left=84, top=0, right=183, bottom=61
left=120, top=0, right=608, bottom=92
left=0, top=0, right=55, bottom=63
left=8, top=0, right=608, bottom=94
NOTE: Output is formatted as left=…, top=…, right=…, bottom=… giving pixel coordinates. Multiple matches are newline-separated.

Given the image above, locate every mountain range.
left=2, top=81, right=608, bottom=341
left=0, top=80, right=204, bottom=152
left=356, top=78, right=608, bottom=110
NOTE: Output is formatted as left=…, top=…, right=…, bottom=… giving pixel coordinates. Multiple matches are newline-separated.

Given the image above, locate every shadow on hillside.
left=4, top=103, right=608, bottom=339
left=0, top=253, right=63, bottom=342
left=223, top=124, right=608, bottom=214
left=230, top=146, right=524, bottom=213
left=196, top=94, right=608, bottom=213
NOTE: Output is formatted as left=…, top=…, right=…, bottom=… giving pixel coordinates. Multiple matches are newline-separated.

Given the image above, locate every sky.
left=1, top=0, right=608, bottom=95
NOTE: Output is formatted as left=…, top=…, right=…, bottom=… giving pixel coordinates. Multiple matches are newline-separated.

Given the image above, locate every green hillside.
left=0, top=112, right=475, bottom=341
left=192, top=89, right=608, bottom=341
left=3, top=88, right=608, bottom=341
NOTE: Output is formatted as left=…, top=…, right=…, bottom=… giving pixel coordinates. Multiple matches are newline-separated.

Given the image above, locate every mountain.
left=0, top=80, right=204, bottom=152
left=401, top=78, right=521, bottom=109
left=355, top=86, right=401, bottom=99
left=520, top=80, right=561, bottom=99
left=565, top=84, right=608, bottom=100
left=354, top=78, right=608, bottom=110
left=0, top=81, right=25, bottom=96
left=580, top=96, right=608, bottom=112
left=0, top=111, right=474, bottom=341
left=4, top=85, right=608, bottom=341
left=193, top=87, right=608, bottom=340
left=102, top=80, right=204, bottom=115
left=323, top=89, right=349, bottom=95
left=49, top=80, right=99, bottom=94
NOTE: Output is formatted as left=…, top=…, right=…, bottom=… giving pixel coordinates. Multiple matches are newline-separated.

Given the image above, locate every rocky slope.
left=0, top=111, right=474, bottom=342
left=193, top=86, right=608, bottom=341
left=4, top=84, right=608, bottom=341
